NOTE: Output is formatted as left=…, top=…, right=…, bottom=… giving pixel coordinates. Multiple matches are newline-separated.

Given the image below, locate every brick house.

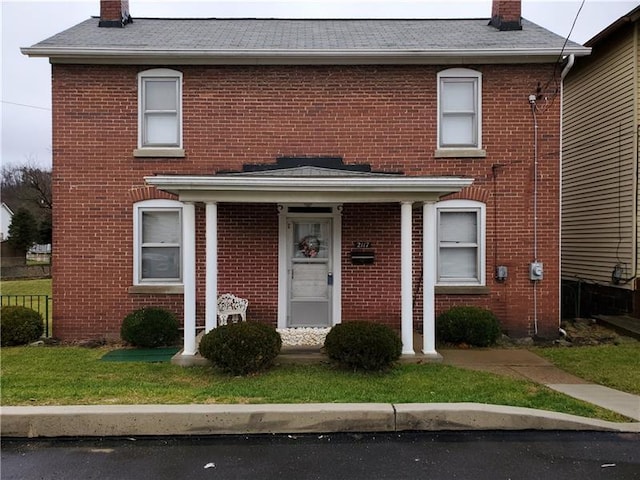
left=23, top=0, right=589, bottom=359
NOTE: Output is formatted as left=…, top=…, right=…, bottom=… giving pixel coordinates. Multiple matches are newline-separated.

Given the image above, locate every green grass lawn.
left=534, top=344, right=640, bottom=395
left=0, top=278, right=52, bottom=296
left=0, top=346, right=628, bottom=422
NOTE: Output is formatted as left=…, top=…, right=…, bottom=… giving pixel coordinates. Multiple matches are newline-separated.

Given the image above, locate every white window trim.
left=137, top=68, right=183, bottom=152
left=436, top=199, right=486, bottom=286
left=436, top=68, right=483, bottom=152
left=133, top=199, right=185, bottom=286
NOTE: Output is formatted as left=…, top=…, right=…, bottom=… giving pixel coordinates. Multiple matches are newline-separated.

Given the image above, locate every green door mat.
left=101, top=347, right=180, bottom=363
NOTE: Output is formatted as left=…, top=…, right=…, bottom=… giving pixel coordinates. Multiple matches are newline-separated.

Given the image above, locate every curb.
left=2, top=403, right=639, bottom=438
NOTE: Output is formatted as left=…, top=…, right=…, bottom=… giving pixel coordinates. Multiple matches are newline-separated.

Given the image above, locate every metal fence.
left=0, top=295, right=52, bottom=337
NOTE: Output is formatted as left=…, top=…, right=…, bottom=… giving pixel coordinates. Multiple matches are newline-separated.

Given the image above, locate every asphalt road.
left=2, top=431, right=639, bottom=480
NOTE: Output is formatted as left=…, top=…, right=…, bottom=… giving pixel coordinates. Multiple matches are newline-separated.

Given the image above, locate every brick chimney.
left=489, top=0, right=522, bottom=31
left=99, top=0, right=132, bottom=28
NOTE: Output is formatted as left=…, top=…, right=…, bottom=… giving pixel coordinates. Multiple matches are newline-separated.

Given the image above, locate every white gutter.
left=21, top=46, right=591, bottom=65
left=145, top=174, right=474, bottom=203
left=146, top=174, right=472, bottom=189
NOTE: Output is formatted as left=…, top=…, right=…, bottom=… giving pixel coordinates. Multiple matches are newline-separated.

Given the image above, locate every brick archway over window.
left=128, top=186, right=177, bottom=203
left=442, top=186, right=489, bottom=204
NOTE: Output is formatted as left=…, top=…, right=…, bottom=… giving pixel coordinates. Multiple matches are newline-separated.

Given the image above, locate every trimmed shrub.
left=120, top=307, right=180, bottom=348
left=1, top=306, right=44, bottom=346
left=199, top=322, right=282, bottom=375
left=436, top=306, right=501, bottom=347
left=324, top=321, right=402, bottom=371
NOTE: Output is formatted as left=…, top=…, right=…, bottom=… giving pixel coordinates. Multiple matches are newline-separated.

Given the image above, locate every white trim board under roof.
left=22, top=18, right=590, bottom=65
left=144, top=171, right=474, bottom=203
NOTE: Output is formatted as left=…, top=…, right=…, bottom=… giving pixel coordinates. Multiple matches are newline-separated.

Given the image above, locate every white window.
left=436, top=199, right=485, bottom=285
left=437, top=68, right=482, bottom=149
left=133, top=199, right=183, bottom=284
left=138, top=69, right=182, bottom=149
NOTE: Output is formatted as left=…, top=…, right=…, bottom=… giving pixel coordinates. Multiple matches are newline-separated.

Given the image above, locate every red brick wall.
left=51, top=63, right=560, bottom=340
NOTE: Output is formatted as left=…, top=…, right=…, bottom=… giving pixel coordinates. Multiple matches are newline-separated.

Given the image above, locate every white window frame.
left=137, top=68, right=183, bottom=150
left=437, top=68, right=482, bottom=150
left=133, top=199, right=184, bottom=285
left=436, top=199, right=486, bottom=286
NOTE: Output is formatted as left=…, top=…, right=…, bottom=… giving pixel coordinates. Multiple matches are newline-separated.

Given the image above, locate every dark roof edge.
left=585, top=5, right=640, bottom=47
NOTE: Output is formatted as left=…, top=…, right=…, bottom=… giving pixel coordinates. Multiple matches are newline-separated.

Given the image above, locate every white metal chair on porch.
left=217, top=293, right=249, bottom=326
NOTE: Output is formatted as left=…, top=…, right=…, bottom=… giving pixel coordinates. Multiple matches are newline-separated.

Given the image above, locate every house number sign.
left=353, top=242, right=372, bottom=248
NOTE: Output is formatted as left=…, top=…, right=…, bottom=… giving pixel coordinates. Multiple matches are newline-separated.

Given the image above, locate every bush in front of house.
left=0, top=305, right=44, bottom=346
left=198, top=321, right=282, bottom=375
left=436, top=306, right=501, bottom=347
left=120, top=307, right=180, bottom=348
left=324, top=321, right=402, bottom=371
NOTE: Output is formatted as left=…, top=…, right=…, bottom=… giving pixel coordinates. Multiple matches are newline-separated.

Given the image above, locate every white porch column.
left=205, top=202, right=218, bottom=333
left=423, top=201, right=438, bottom=355
left=182, top=202, right=197, bottom=356
left=401, top=201, right=415, bottom=355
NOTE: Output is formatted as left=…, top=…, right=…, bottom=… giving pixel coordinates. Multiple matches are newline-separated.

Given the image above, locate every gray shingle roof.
left=23, top=17, right=590, bottom=63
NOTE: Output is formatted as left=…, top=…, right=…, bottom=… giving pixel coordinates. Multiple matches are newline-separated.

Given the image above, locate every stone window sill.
left=133, top=148, right=185, bottom=158
left=435, top=285, right=490, bottom=295
left=128, top=285, right=184, bottom=294
left=434, top=148, right=486, bottom=158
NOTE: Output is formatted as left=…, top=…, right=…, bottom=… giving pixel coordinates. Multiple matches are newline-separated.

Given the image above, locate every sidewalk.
left=440, top=348, right=640, bottom=422
left=1, top=347, right=639, bottom=438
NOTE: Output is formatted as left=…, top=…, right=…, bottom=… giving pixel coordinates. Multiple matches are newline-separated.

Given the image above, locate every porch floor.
left=593, top=314, right=640, bottom=340
left=171, top=333, right=442, bottom=367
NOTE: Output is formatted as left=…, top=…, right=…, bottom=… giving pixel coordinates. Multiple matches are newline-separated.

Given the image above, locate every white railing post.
left=401, top=201, right=415, bottom=355
left=423, top=201, right=438, bottom=355
left=182, top=202, right=197, bottom=355
left=205, top=202, right=218, bottom=333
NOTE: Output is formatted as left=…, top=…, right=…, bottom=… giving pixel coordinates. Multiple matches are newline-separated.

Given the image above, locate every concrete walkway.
left=1, top=347, right=639, bottom=438
left=440, top=348, right=640, bottom=421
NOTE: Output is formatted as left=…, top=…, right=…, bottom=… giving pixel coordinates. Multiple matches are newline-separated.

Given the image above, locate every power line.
left=538, top=0, right=586, bottom=112
left=1, top=100, right=51, bottom=111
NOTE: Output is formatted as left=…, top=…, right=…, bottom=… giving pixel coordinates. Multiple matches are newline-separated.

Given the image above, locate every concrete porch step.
left=594, top=314, right=640, bottom=339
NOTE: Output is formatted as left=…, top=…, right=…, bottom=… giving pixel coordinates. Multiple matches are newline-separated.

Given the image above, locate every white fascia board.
left=146, top=174, right=473, bottom=191
left=145, top=174, right=474, bottom=203
left=21, top=47, right=591, bottom=65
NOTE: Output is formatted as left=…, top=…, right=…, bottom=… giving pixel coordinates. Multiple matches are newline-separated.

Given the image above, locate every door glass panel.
left=291, top=263, right=328, bottom=299
left=293, top=222, right=328, bottom=259
left=288, top=219, right=332, bottom=327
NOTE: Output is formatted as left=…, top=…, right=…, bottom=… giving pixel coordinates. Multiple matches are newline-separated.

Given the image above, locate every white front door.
left=288, top=219, right=332, bottom=327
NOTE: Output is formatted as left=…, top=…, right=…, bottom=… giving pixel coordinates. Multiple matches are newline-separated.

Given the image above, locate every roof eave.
left=21, top=46, right=591, bottom=65
left=144, top=174, right=474, bottom=203
left=585, top=5, right=640, bottom=47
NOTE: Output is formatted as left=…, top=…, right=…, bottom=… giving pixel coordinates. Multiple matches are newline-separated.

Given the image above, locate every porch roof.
left=145, top=170, right=474, bottom=203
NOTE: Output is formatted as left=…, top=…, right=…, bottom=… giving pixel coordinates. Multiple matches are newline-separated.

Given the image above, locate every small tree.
left=38, top=214, right=52, bottom=245
left=7, top=208, right=38, bottom=254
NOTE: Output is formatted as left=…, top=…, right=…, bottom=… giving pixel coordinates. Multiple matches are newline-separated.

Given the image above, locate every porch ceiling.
left=144, top=172, right=474, bottom=203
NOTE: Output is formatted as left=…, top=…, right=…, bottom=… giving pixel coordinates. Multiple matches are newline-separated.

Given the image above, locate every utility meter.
left=529, top=262, right=543, bottom=281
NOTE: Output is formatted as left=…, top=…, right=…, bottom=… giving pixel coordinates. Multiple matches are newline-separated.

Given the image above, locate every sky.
left=1, top=0, right=639, bottom=170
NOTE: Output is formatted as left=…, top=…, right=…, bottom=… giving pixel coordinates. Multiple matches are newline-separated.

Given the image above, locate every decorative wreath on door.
left=298, top=235, right=320, bottom=258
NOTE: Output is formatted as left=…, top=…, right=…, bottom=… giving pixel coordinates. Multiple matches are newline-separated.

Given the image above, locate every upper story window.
left=137, top=69, right=183, bottom=153
left=437, top=68, right=482, bottom=151
left=436, top=199, right=486, bottom=286
left=133, top=199, right=183, bottom=285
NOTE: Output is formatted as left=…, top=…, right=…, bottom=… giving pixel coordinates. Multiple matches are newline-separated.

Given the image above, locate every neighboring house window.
left=138, top=69, right=182, bottom=149
left=133, top=199, right=183, bottom=284
left=436, top=199, right=485, bottom=285
left=437, top=68, right=482, bottom=149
